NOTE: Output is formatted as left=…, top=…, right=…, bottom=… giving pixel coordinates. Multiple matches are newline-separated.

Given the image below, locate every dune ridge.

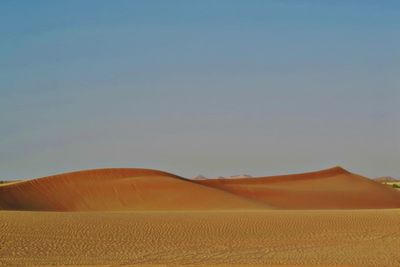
left=197, top=166, right=400, bottom=209
left=0, top=168, right=266, bottom=211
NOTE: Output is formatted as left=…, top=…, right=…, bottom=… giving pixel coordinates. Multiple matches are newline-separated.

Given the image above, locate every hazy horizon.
left=1, top=1, right=399, bottom=180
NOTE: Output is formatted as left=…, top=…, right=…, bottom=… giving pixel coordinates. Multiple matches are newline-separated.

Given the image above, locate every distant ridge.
left=208, top=175, right=253, bottom=180
left=229, top=174, right=252, bottom=179
left=192, top=175, right=207, bottom=180
left=374, top=176, right=399, bottom=182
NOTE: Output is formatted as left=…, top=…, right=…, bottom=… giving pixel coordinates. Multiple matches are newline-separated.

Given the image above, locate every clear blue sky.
left=1, top=1, right=399, bottom=179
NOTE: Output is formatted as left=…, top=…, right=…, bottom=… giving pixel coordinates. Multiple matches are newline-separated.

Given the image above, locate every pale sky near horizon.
left=1, top=1, right=399, bottom=180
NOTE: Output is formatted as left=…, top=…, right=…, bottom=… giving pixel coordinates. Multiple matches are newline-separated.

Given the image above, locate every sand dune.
left=197, top=167, right=400, bottom=209
left=1, top=209, right=399, bottom=266
left=0, top=168, right=266, bottom=211
left=1, top=166, right=400, bottom=211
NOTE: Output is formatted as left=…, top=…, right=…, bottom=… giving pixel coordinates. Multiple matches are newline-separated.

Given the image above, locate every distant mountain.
left=208, top=175, right=253, bottom=180
left=192, top=175, right=207, bottom=180
left=374, top=176, right=399, bottom=182
left=229, top=174, right=252, bottom=179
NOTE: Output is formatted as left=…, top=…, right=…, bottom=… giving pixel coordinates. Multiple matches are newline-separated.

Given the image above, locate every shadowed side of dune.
left=197, top=167, right=400, bottom=209
left=0, top=168, right=267, bottom=211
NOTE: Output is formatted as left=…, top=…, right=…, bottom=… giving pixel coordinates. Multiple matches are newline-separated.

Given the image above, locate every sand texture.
left=198, top=167, right=400, bottom=209
left=1, top=210, right=400, bottom=266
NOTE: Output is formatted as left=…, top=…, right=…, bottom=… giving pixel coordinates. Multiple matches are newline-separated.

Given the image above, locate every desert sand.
left=1, top=210, right=400, bottom=266
left=1, top=167, right=400, bottom=266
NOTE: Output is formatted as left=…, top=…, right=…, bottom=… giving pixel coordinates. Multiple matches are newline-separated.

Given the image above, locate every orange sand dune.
left=197, top=167, right=400, bottom=209
left=0, top=168, right=266, bottom=211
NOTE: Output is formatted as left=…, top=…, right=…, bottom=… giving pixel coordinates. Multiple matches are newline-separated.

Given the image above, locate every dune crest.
left=197, top=166, right=400, bottom=209
left=0, top=168, right=266, bottom=211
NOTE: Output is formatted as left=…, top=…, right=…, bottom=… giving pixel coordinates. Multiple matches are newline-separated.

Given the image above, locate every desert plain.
left=0, top=167, right=400, bottom=266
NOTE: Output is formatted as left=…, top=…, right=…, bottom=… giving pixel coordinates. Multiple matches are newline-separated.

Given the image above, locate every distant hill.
left=210, top=176, right=227, bottom=180
left=374, top=176, right=399, bottom=183
left=0, top=180, right=22, bottom=185
left=229, top=174, right=252, bottom=179
left=191, top=175, right=207, bottom=180
left=208, top=175, right=253, bottom=180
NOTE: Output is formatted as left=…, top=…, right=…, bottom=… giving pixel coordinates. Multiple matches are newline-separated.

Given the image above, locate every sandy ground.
left=1, top=209, right=400, bottom=266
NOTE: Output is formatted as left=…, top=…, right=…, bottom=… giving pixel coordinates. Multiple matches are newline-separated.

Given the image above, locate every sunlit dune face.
left=0, top=168, right=266, bottom=211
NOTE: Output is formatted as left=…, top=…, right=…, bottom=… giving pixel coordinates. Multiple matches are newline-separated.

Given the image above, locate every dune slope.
left=0, top=168, right=266, bottom=211
left=197, top=167, right=400, bottom=209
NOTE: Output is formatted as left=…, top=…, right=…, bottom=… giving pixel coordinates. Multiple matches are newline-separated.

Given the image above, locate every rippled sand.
left=1, top=209, right=400, bottom=266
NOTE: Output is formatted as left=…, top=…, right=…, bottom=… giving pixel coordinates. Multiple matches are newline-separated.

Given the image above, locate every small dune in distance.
left=374, top=176, right=400, bottom=190
left=373, top=176, right=399, bottom=183
left=374, top=176, right=399, bottom=182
